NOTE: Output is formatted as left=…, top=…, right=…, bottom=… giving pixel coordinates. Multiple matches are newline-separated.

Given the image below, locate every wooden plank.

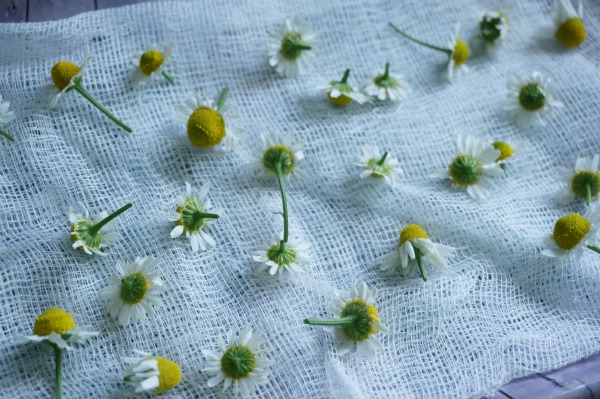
left=27, top=0, right=95, bottom=22
left=0, top=0, right=27, bottom=22
left=97, top=0, right=151, bottom=9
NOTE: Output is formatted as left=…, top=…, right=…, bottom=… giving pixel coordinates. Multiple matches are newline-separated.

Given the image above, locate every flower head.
left=123, top=350, right=182, bottom=394
left=129, top=44, right=173, bottom=87
left=477, top=11, right=509, bottom=48
left=438, top=134, right=503, bottom=200
left=0, top=94, right=16, bottom=142
left=356, top=145, right=402, bottom=187
left=98, top=256, right=165, bottom=326
left=168, top=182, right=220, bottom=252
left=447, top=24, right=470, bottom=81
left=556, top=154, right=600, bottom=206
left=249, top=132, right=306, bottom=180
left=268, top=17, right=315, bottom=77
left=45, top=54, right=90, bottom=107
left=202, top=327, right=273, bottom=396
left=379, top=224, right=455, bottom=281
left=360, top=63, right=411, bottom=102
left=253, top=234, right=311, bottom=276
left=553, top=0, right=586, bottom=47
left=504, top=71, right=563, bottom=128
left=317, top=69, right=368, bottom=106
left=69, top=203, right=131, bottom=256
left=542, top=206, right=600, bottom=261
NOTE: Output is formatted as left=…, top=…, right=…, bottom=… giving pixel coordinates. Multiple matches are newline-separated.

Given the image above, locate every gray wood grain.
left=0, top=0, right=27, bottom=22
left=27, top=0, right=95, bottom=22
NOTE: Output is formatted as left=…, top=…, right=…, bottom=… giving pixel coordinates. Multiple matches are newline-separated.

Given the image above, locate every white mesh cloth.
left=1, top=0, right=600, bottom=398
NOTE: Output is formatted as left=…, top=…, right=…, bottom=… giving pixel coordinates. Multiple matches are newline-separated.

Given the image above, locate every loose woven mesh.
left=1, top=0, right=600, bottom=397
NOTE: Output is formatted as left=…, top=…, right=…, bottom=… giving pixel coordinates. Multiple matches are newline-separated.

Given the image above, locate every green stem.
left=587, top=245, right=600, bottom=255
left=216, top=87, right=229, bottom=113
left=340, top=69, right=350, bottom=84
left=72, top=81, right=132, bottom=133
left=0, top=128, right=14, bottom=141
left=382, top=62, right=390, bottom=79
left=88, top=203, right=132, bottom=235
left=388, top=22, right=452, bottom=55
left=377, top=152, right=388, bottom=166
left=52, top=344, right=63, bottom=399
left=304, top=316, right=354, bottom=326
left=161, top=70, right=174, bottom=84
left=275, top=162, right=289, bottom=244
left=415, top=247, right=428, bottom=282
left=500, top=163, right=506, bottom=171
left=293, top=43, right=312, bottom=51
left=196, top=212, right=220, bottom=219
left=586, top=183, right=591, bottom=206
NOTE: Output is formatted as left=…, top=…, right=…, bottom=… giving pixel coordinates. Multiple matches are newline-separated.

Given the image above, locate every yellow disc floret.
left=452, top=40, right=470, bottom=67
left=327, top=93, right=352, bottom=106
left=555, top=18, right=586, bottom=48
left=492, top=141, right=514, bottom=161
left=552, top=213, right=590, bottom=250
left=33, top=307, right=76, bottom=336
left=155, top=357, right=182, bottom=393
left=139, top=50, right=164, bottom=76
left=51, top=61, right=80, bottom=91
left=366, top=304, right=381, bottom=335
left=186, top=107, right=226, bottom=148
left=400, top=224, right=429, bottom=246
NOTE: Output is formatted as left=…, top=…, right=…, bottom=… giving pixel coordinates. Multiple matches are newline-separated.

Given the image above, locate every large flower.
left=249, top=132, right=307, bottom=180
left=0, top=94, right=16, bottom=141
left=542, top=206, right=600, bottom=261
left=202, top=327, right=273, bottom=396
left=268, top=17, right=315, bottom=77
left=553, top=0, right=586, bottom=47
left=360, top=63, right=411, bottom=102
left=317, top=69, right=368, bottom=106
left=253, top=234, right=311, bottom=276
left=69, top=203, right=131, bottom=256
left=356, top=144, right=402, bottom=187
left=45, top=54, right=90, bottom=107
left=123, top=350, right=182, bottom=394
left=556, top=154, right=600, bottom=206
left=129, top=44, right=174, bottom=87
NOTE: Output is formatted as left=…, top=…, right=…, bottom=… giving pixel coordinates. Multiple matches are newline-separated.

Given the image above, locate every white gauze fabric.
left=1, top=0, right=600, bottom=398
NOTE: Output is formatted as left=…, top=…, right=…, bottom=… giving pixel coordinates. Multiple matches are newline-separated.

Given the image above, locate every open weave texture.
left=2, top=0, right=600, bottom=397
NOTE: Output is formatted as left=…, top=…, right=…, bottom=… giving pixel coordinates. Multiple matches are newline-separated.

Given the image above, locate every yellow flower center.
left=366, top=304, right=381, bottom=335
left=492, top=141, right=514, bottom=161
left=399, top=224, right=429, bottom=245
left=155, top=357, right=182, bottom=393
left=552, top=213, right=590, bottom=250
left=139, top=50, right=164, bottom=76
left=32, top=307, right=76, bottom=336
left=555, top=18, right=586, bottom=48
left=51, top=61, right=80, bottom=91
left=186, top=107, right=226, bottom=148
left=327, top=93, right=352, bottom=106
left=452, top=40, right=470, bottom=67
left=340, top=299, right=381, bottom=342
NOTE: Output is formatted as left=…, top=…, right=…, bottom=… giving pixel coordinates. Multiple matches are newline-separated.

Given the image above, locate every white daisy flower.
left=202, top=327, right=273, bottom=397
left=45, top=54, right=90, bottom=107
left=474, top=11, right=509, bottom=51
left=0, top=94, right=16, bottom=141
left=556, top=154, right=600, bottom=206
left=167, top=182, right=220, bottom=252
left=553, top=0, right=586, bottom=47
left=174, top=89, right=241, bottom=151
left=123, top=349, right=182, bottom=394
left=249, top=131, right=307, bottom=180
left=504, top=71, right=563, bottom=128
left=268, top=16, right=315, bottom=78
left=69, top=203, right=131, bottom=256
left=304, top=280, right=388, bottom=358
left=542, top=206, right=600, bottom=261
left=438, top=134, right=503, bottom=200
left=360, top=62, right=411, bottom=102
left=253, top=234, right=311, bottom=276
left=98, top=256, right=165, bottom=326
left=379, top=224, right=455, bottom=281
left=356, top=144, right=402, bottom=187
left=128, top=43, right=174, bottom=87
left=317, top=69, right=368, bottom=106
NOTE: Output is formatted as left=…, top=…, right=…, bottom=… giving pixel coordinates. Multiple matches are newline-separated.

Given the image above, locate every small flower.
left=129, top=44, right=174, bottom=87
left=98, top=256, right=165, bottom=326
left=268, top=17, right=315, bottom=77
left=167, top=182, right=220, bottom=252
left=360, top=62, right=411, bottom=102
left=69, top=203, right=131, bottom=256
left=202, top=327, right=273, bottom=396
left=317, top=69, right=368, bottom=106
left=123, top=350, right=182, bottom=394
left=542, top=206, right=600, bottom=261
left=504, top=71, right=563, bottom=128
left=249, top=132, right=306, bottom=180
left=438, top=134, right=503, bottom=200
left=553, top=0, right=586, bottom=47
left=492, top=140, right=522, bottom=171
left=556, top=154, right=600, bottom=206
left=253, top=234, right=311, bottom=276
left=379, top=224, right=455, bottom=281
left=0, top=94, right=16, bottom=141
left=476, top=11, right=509, bottom=50
left=304, top=280, right=388, bottom=358
left=356, top=145, right=402, bottom=187
left=174, top=89, right=241, bottom=151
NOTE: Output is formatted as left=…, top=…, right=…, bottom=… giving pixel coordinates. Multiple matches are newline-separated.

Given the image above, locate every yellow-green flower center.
left=571, top=171, right=600, bottom=200
left=452, top=40, right=470, bottom=67
left=139, top=50, right=164, bottom=76
left=399, top=224, right=429, bottom=246
left=552, top=213, right=590, bottom=250
left=449, top=154, right=482, bottom=186
left=177, top=198, right=206, bottom=234
left=267, top=243, right=297, bottom=267
left=155, top=357, right=182, bottom=393
left=71, top=219, right=103, bottom=252
left=186, top=107, right=226, bottom=148
left=327, top=93, right=352, bottom=106
left=262, top=145, right=295, bottom=175
left=51, top=61, right=80, bottom=91
left=221, top=345, right=256, bottom=380
left=32, top=307, right=75, bottom=336
left=555, top=18, right=586, bottom=47
left=340, top=300, right=380, bottom=342
left=492, top=141, right=514, bottom=161
left=119, top=272, right=151, bottom=305
left=518, top=83, right=546, bottom=111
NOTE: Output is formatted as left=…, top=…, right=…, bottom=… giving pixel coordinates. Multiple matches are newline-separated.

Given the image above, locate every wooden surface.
left=1, top=1, right=600, bottom=398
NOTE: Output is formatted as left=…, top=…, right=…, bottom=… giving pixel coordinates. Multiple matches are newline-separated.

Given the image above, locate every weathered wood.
left=27, top=0, right=95, bottom=22
left=0, top=0, right=27, bottom=22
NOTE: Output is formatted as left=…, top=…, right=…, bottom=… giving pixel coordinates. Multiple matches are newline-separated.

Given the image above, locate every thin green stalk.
left=161, top=70, right=174, bottom=84
left=88, top=203, right=132, bottom=235
left=294, top=44, right=312, bottom=50
left=71, top=81, right=132, bottom=133
left=340, top=69, right=350, bottom=84
left=216, top=87, right=229, bottom=112
left=388, top=23, right=452, bottom=55
left=0, top=129, right=14, bottom=141
left=382, top=62, right=390, bottom=79
left=304, top=316, right=354, bottom=326
left=586, top=183, right=591, bottom=206
left=196, top=212, right=220, bottom=219
left=500, top=163, right=506, bottom=171
left=587, top=245, right=600, bottom=254
left=52, top=344, right=63, bottom=399
left=377, top=152, right=388, bottom=166
left=415, top=247, right=427, bottom=282
left=275, top=162, right=289, bottom=244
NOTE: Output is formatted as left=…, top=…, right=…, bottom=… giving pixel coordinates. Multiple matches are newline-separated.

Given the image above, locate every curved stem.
left=52, top=344, right=63, bottom=399
left=415, top=247, right=428, bottom=282
left=0, top=128, right=14, bottom=141
left=89, top=203, right=132, bottom=235
left=377, top=152, right=388, bottom=166
left=161, top=70, right=174, bottom=84
left=340, top=69, right=350, bottom=84
left=275, top=162, right=289, bottom=244
left=216, top=87, right=229, bottom=113
left=587, top=245, right=600, bottom=254
left=304, top=316, right=354, bottom=326
left=388, top=23, right=452, bottom=55
left=72, top=81, right=132, bottom=133
left=586, top=183, right=591, bottom=206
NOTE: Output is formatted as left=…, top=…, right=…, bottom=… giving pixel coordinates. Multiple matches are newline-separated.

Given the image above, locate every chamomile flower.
left=542, top=206, right=600, bottom=261
left=304, top=280, right=388, bottom=358
left=69, top=203, right=131, bottom=256
left=504, top=71, right=563, bottom=128
left=379, top=224, right=455, bottom=281
left=438, top=134, right=503, bottom=200
left=317, top=69, right=368, bottom=106
left=360, top=62, right=411, bottom=102
left=253, top=234, right=311, bottom=276
left=356, top=144, right=402, bottom=187
left=129, top=44, right=174, bottom=87
left=98, top=256, right=165, bottom=326
left=492, top=140, right=522, bottom=170
left=123, top=350, right=182, bottom=394
left=173, top=89, right=241, bottom=151
left=556, top=154, right=600, bottom=206
left=268, top=16, right=315, bottom=77
left=475, top=11, right=509, bottom=51
left=553, top=0, right=586, bottom=47
left=202, top=327, right=272, bottom=396
left=0, top=94, right=16, bottom=141
left=249, top=132, right=306, bottom=180
left=168, top=182, right=220, bottom=252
